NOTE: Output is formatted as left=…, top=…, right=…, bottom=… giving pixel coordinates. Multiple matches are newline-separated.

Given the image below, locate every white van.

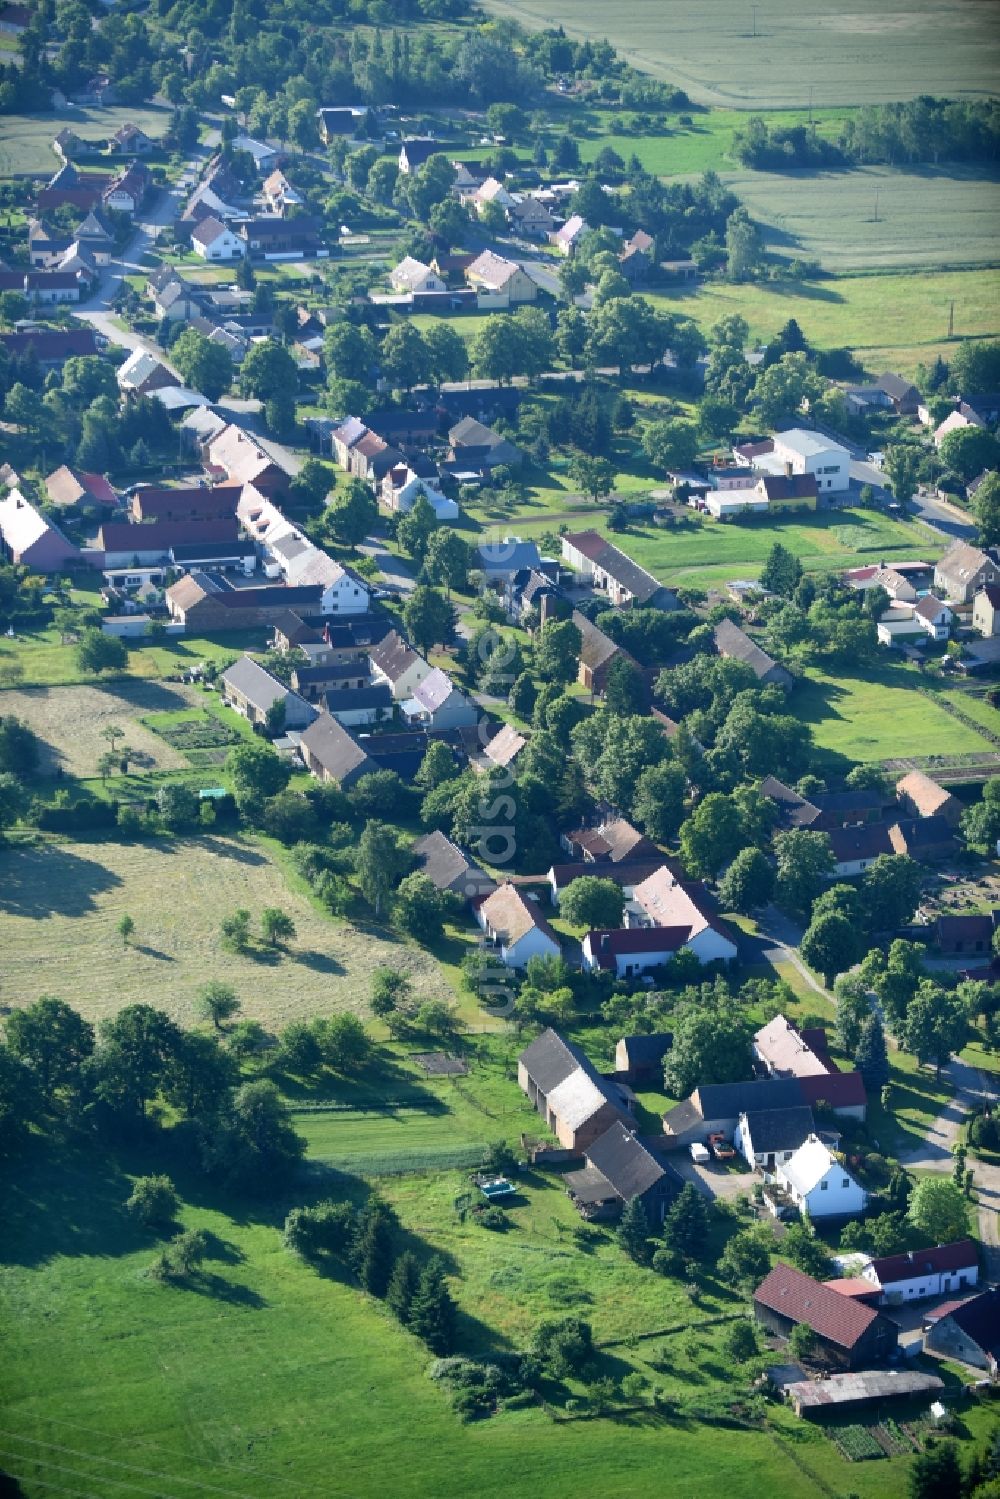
left=689, top=1143, right=710, bottom=1164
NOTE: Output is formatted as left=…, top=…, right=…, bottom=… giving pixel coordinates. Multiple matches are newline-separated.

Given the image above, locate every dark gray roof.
left=221, top=655, right=308, bottom=715
left=412, top=829, right=495, bottom=898
left=519, top=1027, right=594, bottom=1095
left=584, top=1122, right=671, bottom=1201
left=572, top=609, right=621, bottom=672
left=741, top=1105, right=816, bottom=1154
left=714, top=617, right=792, bottom=685
left=300, top=711, right=373, bottom=780
left=692, top=1077, right=802, bottom=1119
left=323, top=685, right=393, bottom=713
left=759, top=775, right=820, bottom=827
left=619, top=1034, right=672, bottom=1067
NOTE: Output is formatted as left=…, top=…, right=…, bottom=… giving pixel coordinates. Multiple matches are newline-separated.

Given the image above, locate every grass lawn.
left=0, top=104, right=174, bottom=175
left=501, top=507, right=942, bottom=592
left=869, top=1046, right=957, bottom=1159
left=0, top=627, right=262, bottom=688
left=575, top=105, right=853, bottom=179
left=795, top=662, right=997, bottom=766
left=1, top=1124, right=962, bottom=1499
left=480, top=0, right=1000, bottom=108
left=648, top=267, right=1000, bottom=378
left=0, top=833, right=450, bottom=1029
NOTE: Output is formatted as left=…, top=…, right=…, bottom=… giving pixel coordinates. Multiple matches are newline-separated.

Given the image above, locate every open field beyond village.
left=481, top=0, right=1000, bottom=108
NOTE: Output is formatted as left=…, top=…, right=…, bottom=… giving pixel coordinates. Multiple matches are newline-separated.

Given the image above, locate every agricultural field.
left=0, top=834, right=448, bottom=1028
left=483, top=0, right=1000, bottom=108
left=0, top=626, right=260, bottom=689
left=649, top=268, right=1000, bottom=376
left=575, top=106, right=853, bottom=180
left=0, top=680, right=207, bottom=780
left=725, top=165, right=1000, bottom=272
left=795, top=663, right=999, bottom=766
left=0, top=104, right=174, bottom=177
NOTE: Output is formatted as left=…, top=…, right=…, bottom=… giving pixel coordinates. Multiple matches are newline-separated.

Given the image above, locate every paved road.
left=901, top=1057, right=1000, bottom=1278
left=910, top=490, right=978, bottom=541
left=356, top=535, right=417, bottom=597
left=753, top=904, right=833, bottom=1004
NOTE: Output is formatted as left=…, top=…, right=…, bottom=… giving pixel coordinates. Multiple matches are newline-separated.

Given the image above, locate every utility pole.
left=948, top=300, right=955, bottom=338
left=808, top=85, right=813, bottom=126
left=873, top=187, right=879, bottom=223
left=751, top=5, right=758, bottom=37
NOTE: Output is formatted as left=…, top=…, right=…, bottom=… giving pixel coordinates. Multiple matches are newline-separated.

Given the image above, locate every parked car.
left=689, top=1143, right=710, bottom=1164
left=708, top=1132, right=735, bottom=1161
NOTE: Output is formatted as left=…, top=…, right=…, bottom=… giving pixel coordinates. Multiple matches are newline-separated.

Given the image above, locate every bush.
left=125, top=1174, right=178, bottom=1227
left=477, top=1205, right=508, bottom=1231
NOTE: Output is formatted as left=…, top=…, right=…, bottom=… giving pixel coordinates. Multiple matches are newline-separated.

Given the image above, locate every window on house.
left=820, top=1180, right=828, bottom=1190
left=842, top=1178, right=850, bottom=1188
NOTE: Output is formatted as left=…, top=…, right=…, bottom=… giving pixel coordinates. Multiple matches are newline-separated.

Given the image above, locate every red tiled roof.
left=586, top=926, right=692, bottom=969
left=98, top=518, right=239, bottom=550
left=823, top=1278, right=880, bottom=1299
left=797, top=1070, right=867, bottom=1111
left=0, top=328, right=97, bottom=359
left=868, top=1238, right=979, bottom=1287
left=755, top=1263, right=879, bottom=1349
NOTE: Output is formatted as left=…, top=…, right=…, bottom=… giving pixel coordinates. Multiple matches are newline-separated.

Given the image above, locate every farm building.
left=517, top=1027, right=626, bottom=1153
left=772, top=1135, right=865, bottom=1220
left=220, top=655, right=316, bottom=731
left=412, top=831, right=495, bottom=902
left=754, top=1263, right=898, bottom=1370
left=615, top=1034, right=672, bottom=1085
left=0, top=488, right=80, bottom=569
left=895, top=770, right=964, bottom=828
left=560, top=530, right=679, bottom=610
left=782, top=1369, right=943, bottom=1418
left=299, top=711, right=374, bottom=788
left=565, top=1122, right=682, bottom=1224
left=860, top=1239, right=980, bottom=1305
left=714, top=618, right=793, bottom=688
left=924, top=1287, right=1000, bottom=1371
left=561, top=817, right=657, bottom=866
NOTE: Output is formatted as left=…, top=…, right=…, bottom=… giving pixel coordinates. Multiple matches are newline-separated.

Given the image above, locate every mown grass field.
left=0, top=680, right=206, bottom=779
left=574, top=105, right=852, bottom=179
left=795, top=663, right=998, bottom=765
left=0, top=625, right=260, bottom=688
left=725, top=164, right=1000, bottom=271
left=483, top=0, right=1000, bottom=107
left=0, top=834, right=448, bottom=1028
left=0, top=104, right=173, bottom=176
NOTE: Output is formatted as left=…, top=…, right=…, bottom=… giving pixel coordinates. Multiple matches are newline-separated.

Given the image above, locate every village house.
left=398, top=138, right=442, bottom=174
left=546, top=859, right=665, bottom=910
left=752, top=472, right=819, bottom=512
left=734, top=1105, right=818, bottom=1172
left=565, top=1121, right=682, bottom=1224
left=129, top=484, right=240, bottom=524
left=573, top=609, right=636, bottom=696
left=370, top=630, right=431, bottom=700
left=753, top=1015, right=838, bottom=1082
left=0, top=269, right=82, bottom=306
left=479, top=885, right=562, bottom=971
left=744, top=428, right=851, bottom=495
left=754, top=1264, right=898, bottom=1370
left=476, top=538, right=541, bottom=580
left=96, top=518, right=251, bottom=572
left=582, top=926, right=700, bottom=979
left=209, top=426, right=289, bottom=495
left=447, top=416, right=523, bottom=474
left=238, top=216, right=322, bottom=258
left=551, top=214, right=589, bottom=256
left=625, top=866, right=739, bottom=964
left=860, top=1240, right=980, bottom=1306
left=924, top=1287, right=1000, bottom=1371
left=220, top=655, right=316, bottom=731
left=618, top=229, right=655, bottom=284
left=28, top=217, right=71, bottom=267
left=561, top=816, right=657, bottom=866
left=191, top=217, right=245, bottom=260
left=935, top=910, right=1000, bottom=956
left=895, top=769, right=964, bottom=827
left=713, top=617, right=793, bottom=688
left=972, top=584, right=1000, bottom=638
left=412, top=830, right=496, bottom=902
left=465, top=250, right=537, bottom=307
left=0, top=487, right=80, bottom=569
left=934, top=539, right=1000, bottom=603
left=165, top=572, right=324, bottom=631
left=320, top=684, right=393, bottom=728
left=662, top=1072, right=867, bottom=1151
left=45, top=466, right=117, bottom=510
left=773, top=1134, right=866, bottom=1219
left=0, top=5, right=32, bottom=35
left=103, top=163, right=150, bottom=216
left=230, top=136, right=279, bottom=172
left=508, top=194, right=557, bottom=237
left=561, top=530, right=680, bottom=610
left=401, top=668, right=477, bottom=730
left=262, top=168, right=304, bottom=213
left=117, top=348, right=176, bottom=396
left=298, top=710, right=375, bottom=787
left=107, top=122, right=155, bottom=155
left=389, top=256, right=446, bottom=295
left=317, top=106, right=370, bottom=143
left=480, top=722, right=526, bottom=773
left=517, top=1027, right=626, bottom=1151
left=380, top=467, right=458, bottom=521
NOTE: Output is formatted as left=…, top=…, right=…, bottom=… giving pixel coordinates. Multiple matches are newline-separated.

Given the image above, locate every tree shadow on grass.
left=191, top=835, right=267, bottom=866
left=293, top=949, right=346, bottom=976
left=134, top=944, right=175, bottom=961
left=0, top=841, right=123, bottom=918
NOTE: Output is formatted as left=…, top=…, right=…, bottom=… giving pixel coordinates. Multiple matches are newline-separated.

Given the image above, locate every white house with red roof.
left=859, top=1239, right=979, bottom=1305
left=627, top=867, right=738, bottom=964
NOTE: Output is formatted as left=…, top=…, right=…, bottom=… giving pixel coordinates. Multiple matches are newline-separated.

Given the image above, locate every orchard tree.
left=665, top=999, right=754, bottom=1097
left=126, top=1174, right=178, bottom=1226
left=356, top=820, right=407, bottom=917
left=718, top=846, right=775, bottom=914
left=901, top=982, right=969, bottom=1078
left=800, top=911, right=864, bottom=988
left=560, top=876, right=625, bottom=931
left=907, top=1177, right=969, bottom=1244
left=5, top=996, right=94, bottom=1100
left=197, top=982, right=241, bottom=1031
left=76, top=629, right=128, bottom=676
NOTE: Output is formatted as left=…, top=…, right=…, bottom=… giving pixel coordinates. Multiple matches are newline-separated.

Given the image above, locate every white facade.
left=861, top=1254, right=979, bottom=1306
left=768, top=429, right=850, bottom=494
left=777, top=1135, right=866, bottom=1219
left=734, top=1116, right=803, bottom=1171
left=705, top=492, right=769, bottom=520
left=194, top=225, right=245, bottom=261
